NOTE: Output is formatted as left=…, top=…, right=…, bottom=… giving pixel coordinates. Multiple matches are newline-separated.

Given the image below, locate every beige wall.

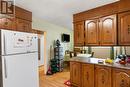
left=126, top=47, right=130, bottom=55
left=32, top=17, right=73, bottom=73
left=91, top=47, right=111, bottom=58
left=91, top=47, right=130, bottom=58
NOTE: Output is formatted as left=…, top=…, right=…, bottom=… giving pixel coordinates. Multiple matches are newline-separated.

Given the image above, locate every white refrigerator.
left=0, top=30, right=39, bottom=87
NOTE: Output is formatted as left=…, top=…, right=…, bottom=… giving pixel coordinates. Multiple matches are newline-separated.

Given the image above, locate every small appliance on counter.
left=98, top=60, right=104, bottom=64
left=115, top=55, right=127, bottom=65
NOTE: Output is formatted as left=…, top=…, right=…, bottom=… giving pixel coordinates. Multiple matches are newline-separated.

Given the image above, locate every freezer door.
left=26, top=33, right=38, bottom=52
left=2, top=53, right=39, bottom=87
left=1, top=30, right=28, bottom=55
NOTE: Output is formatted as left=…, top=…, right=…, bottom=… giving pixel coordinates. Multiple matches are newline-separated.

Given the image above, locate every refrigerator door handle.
left=3, top=34, right=7, bottom=55
left=4, top=57, right=8, bottom=78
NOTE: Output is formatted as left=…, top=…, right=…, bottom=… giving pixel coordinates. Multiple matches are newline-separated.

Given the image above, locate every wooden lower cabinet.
left=113, top=68, right=130, bottom=87
left=70, top=62, right=81, bottom=87
left=70, top=61, right=130, bottom=87
left=95, top=65, right=112, bottom=87
left=82, top=63, right=94, bottom=87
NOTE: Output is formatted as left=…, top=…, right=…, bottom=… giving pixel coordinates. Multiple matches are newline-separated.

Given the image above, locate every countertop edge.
left=70, top=57, right=130, bottom=70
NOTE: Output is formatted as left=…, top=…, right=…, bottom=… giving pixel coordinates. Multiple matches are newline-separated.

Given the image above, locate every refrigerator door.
left=1, top=30, right=28, bottom=55
left=2, top=53, right=39, bottom=87
left=26, top=33, right=38, bottom=52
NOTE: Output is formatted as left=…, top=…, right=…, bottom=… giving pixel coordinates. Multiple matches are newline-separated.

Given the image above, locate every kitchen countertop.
left=70, top=57, right=130, bottom=70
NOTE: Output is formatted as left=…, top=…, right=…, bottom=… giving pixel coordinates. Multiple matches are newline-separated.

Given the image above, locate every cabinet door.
left=82, top=64, right=94, bottom=87
left=0, top=18, right=16, bottom=30
left=95, top=65, right=112, bottom=87
left=0, top=18, right=6, bottom=29
left=23, top=20, right=32, bottom=32
left=100, top=14, right=117, bottom=45
left=74, top=21, right=84, bottom=46
left=16, top=18, right=31, bottom=32
left=2, top=53, right=39, bottom=87
left=85, top=19, right=99, bottom=45
left=70, top=62, right=81, bottom=87
left=15, top=6, right=32, bottom=21
left=113, top=68, right=130, bottom=87
left=118, top=11, right=130, bottom=45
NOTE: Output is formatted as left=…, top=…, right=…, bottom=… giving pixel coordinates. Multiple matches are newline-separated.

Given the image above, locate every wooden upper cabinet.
left=70, top=62, right=81, bottom=87
left=85, top=15, right=117, bottom=46
left=82, top=63, right=94, bottom=87
left=16, top=18, right=32, bottom=32
left=95, top=65, right=112, bottom=87
left=113, top=68, right=130, bottom=87
left=15, top=6, right=32, bottom=21
left=85, top=19, right=99, bottom=45
left=0, top=18, right=16, bottom=30
left=73, top=0, right=130, bottom=46
left=118, top=0, right=130, bottom=13
left=118, top=11, right=130, bottom=45
left=74, top=21, right=84, bottom=46
left=14, top=6, right=32, bottom=32
left=99, top=14, right=117, bottom=45
left=0, top=5, right=32, bottom=32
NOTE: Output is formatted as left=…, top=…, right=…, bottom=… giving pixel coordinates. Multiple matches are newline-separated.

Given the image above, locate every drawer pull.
left=5, top=22, right=8, bottom=25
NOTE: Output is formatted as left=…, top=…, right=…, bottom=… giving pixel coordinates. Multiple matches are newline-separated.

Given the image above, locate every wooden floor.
left=39, top=69, right=70, bottom=87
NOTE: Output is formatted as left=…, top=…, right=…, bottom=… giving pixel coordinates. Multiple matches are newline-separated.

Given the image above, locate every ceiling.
left=15, top=0, right=119, bottom=30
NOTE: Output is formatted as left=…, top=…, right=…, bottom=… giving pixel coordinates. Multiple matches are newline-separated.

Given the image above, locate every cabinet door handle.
left=101, top=74, right=105, bottom=84
left=78, top=33, right=80, bottom=38
left=74, top=69, right=76, bottom=77
left=86, top=72, right=89, bottom=80
left=120, top=79, right=125, bottom=87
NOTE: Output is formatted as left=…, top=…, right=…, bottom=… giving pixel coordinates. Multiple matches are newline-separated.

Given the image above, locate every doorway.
left=38, top=31, right=47, bottom=74
left=38, top=34, right=44, bottom=66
